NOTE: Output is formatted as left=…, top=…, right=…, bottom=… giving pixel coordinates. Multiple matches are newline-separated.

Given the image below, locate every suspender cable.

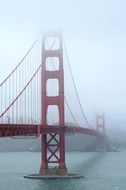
left=0, top=62, right=43, bottom=118
left=63, top=38, right=93, bottom=129
left=0, top=32, right=42, bottom=87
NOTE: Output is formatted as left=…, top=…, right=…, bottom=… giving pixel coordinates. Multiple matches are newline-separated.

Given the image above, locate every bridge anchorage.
left=0, top=31, right=107, bottom=179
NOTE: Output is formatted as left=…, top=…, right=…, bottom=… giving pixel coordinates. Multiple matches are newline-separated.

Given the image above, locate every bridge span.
left=0, top=31, right=106, bottom=178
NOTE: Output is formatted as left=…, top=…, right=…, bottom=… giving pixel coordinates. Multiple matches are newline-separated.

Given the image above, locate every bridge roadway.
left=0, top=124, right=102, bottom=138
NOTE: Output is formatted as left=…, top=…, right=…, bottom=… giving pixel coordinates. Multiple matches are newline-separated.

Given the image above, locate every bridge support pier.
left=24, top=32, right=83, bottom=179
left=39, top=165, right=67, bottom=176
left=96, top=115, right=106, bottom=152
left=39, top=32, right=68, bottom=176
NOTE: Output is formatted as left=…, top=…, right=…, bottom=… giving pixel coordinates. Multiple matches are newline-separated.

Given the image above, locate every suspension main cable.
left=0, top=63, right=43, bottom=118
left=0, top=32, right=42, bottom=87
left=63, top=38, right=93, bottom=129
left=0, top=36, right=56, bottom=119
left=64, top=97, right=80, bottom=127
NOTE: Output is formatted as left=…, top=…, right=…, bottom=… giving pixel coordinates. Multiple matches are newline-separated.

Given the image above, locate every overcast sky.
left=0, top=0, right=126, bottom=131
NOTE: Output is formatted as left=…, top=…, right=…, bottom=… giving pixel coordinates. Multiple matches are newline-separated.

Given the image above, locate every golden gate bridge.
left=0, top=31, right=106, bottom=179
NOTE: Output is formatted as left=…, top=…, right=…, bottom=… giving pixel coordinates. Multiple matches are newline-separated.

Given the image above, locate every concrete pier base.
left=24, top=173, right=84, bottom=179
left=39, top=166, right=68, bottom=176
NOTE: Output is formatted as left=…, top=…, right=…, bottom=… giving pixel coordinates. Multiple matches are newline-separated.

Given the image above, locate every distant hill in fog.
left=0, top=129, right=126, bottom=152
left=109, top=129, right=126, bottom=149
left=0, top=134, right=97, bottom=152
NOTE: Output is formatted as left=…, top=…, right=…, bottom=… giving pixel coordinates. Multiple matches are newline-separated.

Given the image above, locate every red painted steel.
left=39, top=32, right=67, bottom=176
left=96, top=115, right=106, bottom=151
left=0, top=124, right=39, bottom=137
left=0, top=32, right=107, bottom=177
left=0, top=124, right=102, bottom=137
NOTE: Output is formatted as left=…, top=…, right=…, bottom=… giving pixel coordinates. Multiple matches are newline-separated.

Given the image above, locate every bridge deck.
left=0, top=124, right=101, bottom=138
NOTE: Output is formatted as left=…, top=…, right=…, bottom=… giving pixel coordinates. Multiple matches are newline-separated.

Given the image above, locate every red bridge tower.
left=96, top=115, right=106, bottom=151
left=39, top=32, right=67, bottom=176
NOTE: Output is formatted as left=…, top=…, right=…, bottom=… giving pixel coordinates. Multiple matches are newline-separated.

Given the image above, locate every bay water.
left=0, top=151, right=126, bottom=190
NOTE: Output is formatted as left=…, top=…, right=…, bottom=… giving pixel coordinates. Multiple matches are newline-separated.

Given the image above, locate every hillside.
left=0, top=129, right=126, bottom=152
left=0, top=134, right=97, bottom=152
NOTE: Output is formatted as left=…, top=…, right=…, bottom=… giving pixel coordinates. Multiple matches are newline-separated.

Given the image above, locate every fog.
left=0, top=0, right=126, bottom=131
